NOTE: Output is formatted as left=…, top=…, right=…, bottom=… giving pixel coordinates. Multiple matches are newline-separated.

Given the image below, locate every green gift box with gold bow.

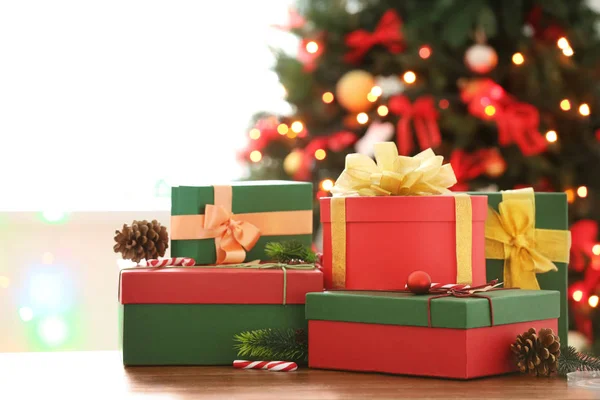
left=470, top=188, right=571, bottom=345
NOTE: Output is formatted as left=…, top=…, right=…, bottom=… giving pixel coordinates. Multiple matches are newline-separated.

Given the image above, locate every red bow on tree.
left=344, top=10, right=405, bottom=64
left=294, top=131, right=358, bottom=181
left=496, top=103, right=548, bottom=156
left=388, top=95, right=441, bottom=156
left=449, top=150, right=489, bottom=191
left=460, top=79, right=547, bottom=156
left=570, top=220, right=600, bottom=273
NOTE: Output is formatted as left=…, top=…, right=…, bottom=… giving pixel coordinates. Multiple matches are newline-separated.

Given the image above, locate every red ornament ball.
left=407, top=271, right=432, bottom=294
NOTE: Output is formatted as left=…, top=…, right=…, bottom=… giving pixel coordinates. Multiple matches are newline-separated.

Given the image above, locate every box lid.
left=172, top=180, right=313, bottom=216
left=320, top=195, right=488, bottom=223
left=120, top=267, right=323, bottom=305
left=305, top=289, right=559, bottom=329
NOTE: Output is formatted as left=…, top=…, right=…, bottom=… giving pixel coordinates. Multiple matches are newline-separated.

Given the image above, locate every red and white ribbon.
left=404, top=282, right=471, bottom=292
left=146, top=257, right=195, bottom=267
left=233, top=360, right=298, bottom=372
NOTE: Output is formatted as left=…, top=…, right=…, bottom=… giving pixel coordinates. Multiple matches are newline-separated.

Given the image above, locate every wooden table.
left=0, top=351, right=596, bottom=399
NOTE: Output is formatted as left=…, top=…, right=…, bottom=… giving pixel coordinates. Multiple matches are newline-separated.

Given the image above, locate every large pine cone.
left=113, top=220, right=168, bottom=263
left=511, top=328, right=561, bottom=377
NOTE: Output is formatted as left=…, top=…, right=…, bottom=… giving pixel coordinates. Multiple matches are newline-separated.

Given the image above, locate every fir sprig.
left=558, top=346, right=600, bottom=376
left=265, top=240, right=317, bottom=264
left=233, top=328, right=308, bottom=363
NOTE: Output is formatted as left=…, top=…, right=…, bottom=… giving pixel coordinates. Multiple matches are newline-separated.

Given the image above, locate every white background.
left=0, top=0, right=295, bottom=211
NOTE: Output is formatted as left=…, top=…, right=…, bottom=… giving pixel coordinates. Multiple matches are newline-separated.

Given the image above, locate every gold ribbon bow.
left=331, top=142, right=457, bottom=196
left=203, top=204, right=261, bottom=264
left=329, top=142, right=473, bottom=288
left=485, top=188, right=571, bottom=290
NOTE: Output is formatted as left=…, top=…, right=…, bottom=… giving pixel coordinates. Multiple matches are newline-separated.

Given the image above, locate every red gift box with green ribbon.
left=306, top=287, right=559, bottom=379
left=119, top=264, right=323, bottom=366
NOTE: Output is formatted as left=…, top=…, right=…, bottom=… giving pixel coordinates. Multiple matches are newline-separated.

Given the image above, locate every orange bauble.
left=336, top=70, right=376, bottom=112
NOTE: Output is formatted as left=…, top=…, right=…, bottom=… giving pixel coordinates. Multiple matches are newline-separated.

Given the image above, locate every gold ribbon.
left=171, top=185, right=312, bottom=264
left=330, top=142, right=472, bottom=288
left=331, top=142, right=457, bottom=196
left=484, top=188, right=571, bottom=290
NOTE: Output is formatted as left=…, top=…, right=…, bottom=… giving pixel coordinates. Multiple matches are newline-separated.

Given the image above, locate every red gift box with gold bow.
left=320, top=142, right=488, bottom=290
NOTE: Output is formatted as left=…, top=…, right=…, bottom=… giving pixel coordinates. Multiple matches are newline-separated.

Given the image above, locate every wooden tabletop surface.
left=0, top=351, right=596, bottom=399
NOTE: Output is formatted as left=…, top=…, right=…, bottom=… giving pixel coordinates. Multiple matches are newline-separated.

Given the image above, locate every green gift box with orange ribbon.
left=171, top=181, right=314, bottom=264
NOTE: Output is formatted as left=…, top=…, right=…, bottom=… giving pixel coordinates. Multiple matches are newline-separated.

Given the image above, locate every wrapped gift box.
left=320, top=195, right=488, bottom=290
left=171, top=181, right=313, bottom=264
left=306, top=289, right=559, bottom=379
left=473, top=190, right=570, bottom=346
left=120, top=267, right=323, bottom=365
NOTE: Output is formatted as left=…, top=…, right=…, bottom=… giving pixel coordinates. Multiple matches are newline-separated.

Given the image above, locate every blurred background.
left=2, top=0, right=600, bottom=353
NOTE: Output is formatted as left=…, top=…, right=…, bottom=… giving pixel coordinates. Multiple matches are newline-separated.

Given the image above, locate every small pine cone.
left=113, top=219, right=169, bottom=263
left=511, top=328, right=561, bottom=377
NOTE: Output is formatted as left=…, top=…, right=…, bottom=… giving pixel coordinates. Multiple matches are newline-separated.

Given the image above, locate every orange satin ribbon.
left=171, top=185, right=312, bottom=264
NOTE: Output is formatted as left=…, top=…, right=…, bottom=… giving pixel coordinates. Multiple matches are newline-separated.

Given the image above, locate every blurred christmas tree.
left=238, top=1, right=600, bottom=350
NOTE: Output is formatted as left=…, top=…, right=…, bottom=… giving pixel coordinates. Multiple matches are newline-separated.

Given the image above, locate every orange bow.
left=388, top=95, right=441, bottom=156
left=203, top=204, right=261, bottom=264
left=344, top=10, right=405, bottom=64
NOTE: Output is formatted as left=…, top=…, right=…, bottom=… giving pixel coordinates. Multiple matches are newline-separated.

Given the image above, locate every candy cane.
left=233, top=360, right=298, bottom=372
left=146, top=257, right=195, bottom=267
left=404, top=282, right=471, bottom=291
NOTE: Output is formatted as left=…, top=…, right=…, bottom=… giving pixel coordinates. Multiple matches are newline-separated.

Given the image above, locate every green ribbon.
left=118, top=262, right=316, bottom=305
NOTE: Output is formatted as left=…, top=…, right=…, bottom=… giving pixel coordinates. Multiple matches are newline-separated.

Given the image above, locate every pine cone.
left=113, top=220, right=169, bottom=263
left=511, top=328, right=561, bottom=377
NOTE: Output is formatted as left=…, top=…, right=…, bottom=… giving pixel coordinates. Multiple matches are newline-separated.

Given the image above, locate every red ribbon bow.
left=496, top=103, right=547, bottom=156
left=388, top=95, right=441, bottom=156
left=344, top=10, right=405, bottom=64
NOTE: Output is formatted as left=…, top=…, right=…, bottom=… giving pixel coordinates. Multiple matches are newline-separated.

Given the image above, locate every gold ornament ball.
left=336, top=70, right=376, bottom=112
left=283, top=150, right=304, bottom=176
left=464, top=44, right=498, bottom=74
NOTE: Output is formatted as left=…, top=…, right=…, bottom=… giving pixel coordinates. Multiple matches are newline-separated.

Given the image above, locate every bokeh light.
left=573, top=290, right=583, bottom=302
left=560, top=99, right=571, bottom=111
left=249, top=150, right=262, bottom=163
left=40, top=211, right=68, bottom=224
left=249, top=128, right=261, bottom=140
left=577, top=186, right=588, bottom=198
left=322, top=92, right=334, bottom=104
left=419, top=46, right=431, bottom=59
left=320, top=179, right=334, bottom=191
left=357, top=112, right=369, bottom=124
left=38, top=316, right=68, bottom=346
left=589, top=295, right=599, bottom=308
left=403, top=71, right=416, bottom=84
left=377, top=105, right=389, bottom=116
left=314, top=149, right=327, bottom=161
left=512, top=53, right=524, bottom=65
left=545, top=130, right=558, bottom=143
left=277, top=123, right=288, bottom=135
left=19, top=307, right=34, bottom=322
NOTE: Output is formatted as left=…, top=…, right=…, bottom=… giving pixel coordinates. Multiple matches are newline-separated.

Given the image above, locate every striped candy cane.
left=233, top=360, right=298, bottom=372
left=146, top=257, right=195, bottom=267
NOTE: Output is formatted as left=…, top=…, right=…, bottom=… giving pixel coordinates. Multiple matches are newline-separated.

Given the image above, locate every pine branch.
left=558, top=346, right=600, bottom=376
left=265, top=240, right=317, bottom=263
left=233, top=328, right=308, bottom=363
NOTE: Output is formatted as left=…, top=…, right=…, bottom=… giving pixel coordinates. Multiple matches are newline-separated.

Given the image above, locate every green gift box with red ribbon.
left=306, top=289, right=559, bottom=379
